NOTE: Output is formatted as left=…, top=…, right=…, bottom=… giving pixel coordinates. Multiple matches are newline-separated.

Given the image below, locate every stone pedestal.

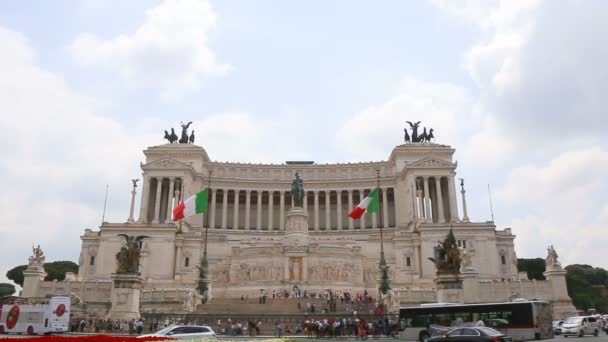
left=282, top=207, right=309, bottom=282
left=22, top=265, right=47, bottom=298
left=107, top=273, right=144, bottom=320
left=543, top=267, right=577, bottom=319
left=461, top=271, right=479, bottom=303
left=435, top=273, right=464, bottom=303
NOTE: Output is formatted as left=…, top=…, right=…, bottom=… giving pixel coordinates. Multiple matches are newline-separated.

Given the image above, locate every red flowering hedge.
left=0, top=335, right=174, bottom=342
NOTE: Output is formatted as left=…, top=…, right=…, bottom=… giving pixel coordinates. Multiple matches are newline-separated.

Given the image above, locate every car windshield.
left=477, top=327, right=503, bottom=336
left=564, top=317, right=583, bottom=324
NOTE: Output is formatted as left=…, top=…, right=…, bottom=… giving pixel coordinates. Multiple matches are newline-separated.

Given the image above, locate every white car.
left=138, top=325, right=216, bottom=340
left=561, top=316, right=599, bottom=338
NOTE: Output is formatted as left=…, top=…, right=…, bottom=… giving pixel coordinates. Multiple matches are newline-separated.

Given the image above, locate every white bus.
left=0, top=296, right=70, bottom=335
left=398, top=301, right=553, bottom=342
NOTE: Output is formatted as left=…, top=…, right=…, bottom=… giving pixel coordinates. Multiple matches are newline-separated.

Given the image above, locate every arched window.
left=89, top=256, right=95, bottom=266
left=406, top=257, right=411, bottom=267
left=185, top=257, right=190, bottom=268
left=501, top=255, right=506, bottom=265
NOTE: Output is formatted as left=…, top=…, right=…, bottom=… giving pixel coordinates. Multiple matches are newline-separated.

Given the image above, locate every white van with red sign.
left=0, top=296, right=70, bottom=335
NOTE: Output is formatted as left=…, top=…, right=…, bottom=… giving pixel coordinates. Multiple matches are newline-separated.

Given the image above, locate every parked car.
left=428, top=327, right=512, bottom=342
left=561, top=316, right=599, bottom=337
left=138, top=325, right=216, bottom=340
left=553, top=320, right=564, bottom=335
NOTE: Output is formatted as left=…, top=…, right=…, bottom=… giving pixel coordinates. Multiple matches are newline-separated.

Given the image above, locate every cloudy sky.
left=1, top=0, right=607, bottom=285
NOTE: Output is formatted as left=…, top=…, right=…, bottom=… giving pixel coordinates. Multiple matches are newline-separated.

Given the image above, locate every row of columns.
left=414, top=175, right=458, bottom=223
left=138, top=176, right=183, bottom=224
left=200, top=188, right=394, bottom=230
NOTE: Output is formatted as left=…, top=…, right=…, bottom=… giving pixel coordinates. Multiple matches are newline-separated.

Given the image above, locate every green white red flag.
left=348, top=187, right=380, bottom=219
left=173, top=188, right=208, bottom=221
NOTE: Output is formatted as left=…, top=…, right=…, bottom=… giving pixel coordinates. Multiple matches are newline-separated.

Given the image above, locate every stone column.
left=164, top=178, right=175, bottom=223
left=325, top=191, right=331, bottom=230
left=348, top=190, right=354, bottom=230
left=413, top=182, right=420, bottom=221
left=417, top=188, right=424, bottom=222
left=423, top=176, right=432, bottom=223
left=314, top=191, right=320, bottom=231
left=461, top=186, right=470, bottom=223
left=209, top=188, right=217, bottom=228
left=222, top=189, right=229, bottom=229
left=137, top=176, right=150, bottom=223
left=152, top=178, right=163, bottom=224
left=256, top=191, right=263, bottom=229
left=279, top=191, right=285, bottom=230
left=233, top=190, right=240, bottom=229
left=336, top=190, right=343, bottom=229
left=245, top=190, right=251, bottom=230
left=128, top=184, right=137, bottom=223
left=359, top=189, right=366, bottom=229
left=382, top=187, right=389, bottom=228
left=268, top=191, right=274, bottom=230
left=435, top=177, right=446, bottom=223
left=448, top=175, right=459, bottom=222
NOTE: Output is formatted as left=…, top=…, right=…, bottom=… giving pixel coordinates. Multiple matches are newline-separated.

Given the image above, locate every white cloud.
left=0, top=25, right=156, bottom=284
left=497, top=147, right=608, bottom=267
left=434, top=0, right=608, bottom=161
left=70, top=0, right=231, bottom=100
left=335, top=77, right=473, bottom=161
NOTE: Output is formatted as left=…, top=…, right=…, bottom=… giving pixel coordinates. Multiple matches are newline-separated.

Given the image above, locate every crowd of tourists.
left=214, top=316, right=399, bottom=338
left=71, top=318, right=145, bottom=335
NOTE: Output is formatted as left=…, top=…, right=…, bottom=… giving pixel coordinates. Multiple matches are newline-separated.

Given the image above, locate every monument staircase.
left=193, top=297, right=369, bottom=315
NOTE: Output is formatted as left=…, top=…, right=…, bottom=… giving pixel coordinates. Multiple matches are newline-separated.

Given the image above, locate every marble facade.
left=73, top=142, right=520, bottom=299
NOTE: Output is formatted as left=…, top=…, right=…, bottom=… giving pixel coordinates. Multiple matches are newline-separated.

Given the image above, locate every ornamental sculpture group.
left=429, top=228, right=461, bottom=275
left=115, top=234, right=148, bottom=273
left=163, top=121, right=195, bottom=144
left=404, top=121, right=435, bottom=143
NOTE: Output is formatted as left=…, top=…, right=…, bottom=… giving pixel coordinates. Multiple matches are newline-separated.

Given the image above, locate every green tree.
left=565, top=264, right=608, bottom=312
left=6, top=261, right=78, bottom=287
left=517, top=258, right=546, bottom=280
left=0, top=283, right=16, bottom=297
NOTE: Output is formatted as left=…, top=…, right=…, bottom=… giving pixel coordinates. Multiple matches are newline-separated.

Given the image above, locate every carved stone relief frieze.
left=231, top=262, right=283, bottom=282
left=306, top=260, right=361, bottom=282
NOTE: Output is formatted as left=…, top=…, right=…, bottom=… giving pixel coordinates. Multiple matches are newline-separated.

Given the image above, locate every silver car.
left=138, top=325, right=216, bottom=340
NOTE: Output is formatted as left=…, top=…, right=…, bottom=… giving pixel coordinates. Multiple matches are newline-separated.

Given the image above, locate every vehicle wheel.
left=564, top=334, right=568, bottom=338
left=535, top=332, right=541, bottom=340
left=0, top=325, right=4, bottom=334
left=578, top=329, right=584, bottom=338
left=419, top=331, right=430, bottom=342
left=594, top=330, right=599, bottom=337
left=27, top=326, right=34, bottom=335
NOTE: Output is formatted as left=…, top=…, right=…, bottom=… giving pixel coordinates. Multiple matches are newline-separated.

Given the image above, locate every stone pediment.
left=141, top=158, right=192, bottom=170
left=408, top=157, right=455, bottom=169
left=283, top=245, right=308, bottom=253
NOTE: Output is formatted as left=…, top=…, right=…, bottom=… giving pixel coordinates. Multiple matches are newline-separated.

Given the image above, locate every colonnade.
left=137, top=178, right=397, bottom=230
left=136, top=174, right=460, bottom=227
left=413, top=175, right=458, bottom=223
left=203, top=188, right=396, bottom=230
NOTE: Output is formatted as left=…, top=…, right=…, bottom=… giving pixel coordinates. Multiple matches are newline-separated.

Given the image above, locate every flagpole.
left=200, top=169, right=212, bottom=304
left=376, top=170, right=385, bottom=266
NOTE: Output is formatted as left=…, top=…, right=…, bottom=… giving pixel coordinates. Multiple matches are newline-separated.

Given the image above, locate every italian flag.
left=173, top=189, right=209, bottom=221
left=348, top=187, right=380, bottom=219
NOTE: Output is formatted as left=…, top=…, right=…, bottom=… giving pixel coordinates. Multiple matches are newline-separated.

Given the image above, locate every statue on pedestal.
left=28, top=245, right=45, bottom=266
left=115, top=234, right=149, bottom=273
left=428, top=228, right=461, bottom=274
left=459, top=247, right=474, bottom=272
left=290, top=172, right=305, bottom=207
left=545, top=245, right=561, bottom=270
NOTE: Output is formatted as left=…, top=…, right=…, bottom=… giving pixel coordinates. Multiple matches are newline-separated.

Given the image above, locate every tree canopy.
left=565, top=264, right=608, bottom=312
left=0, top=283, right=15, bottom=297
left=517, top=258, right=546, bottom=280
left=6, top=261, right=78, bottom=286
